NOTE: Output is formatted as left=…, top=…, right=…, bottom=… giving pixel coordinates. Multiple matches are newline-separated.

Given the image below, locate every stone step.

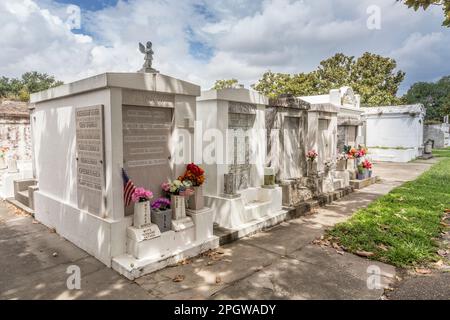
left=333, top=178, right=344, bottom=190
left=15, top=189, right=29, bottom=207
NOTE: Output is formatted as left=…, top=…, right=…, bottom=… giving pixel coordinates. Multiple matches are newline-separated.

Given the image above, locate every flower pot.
left=7, top=158, right=18, bottom=173
left=189, top=186, right=204, bottom=211
left=357, top=169, right=370, bottom=180
left=336, top=159, right=346, bottom=171
left=171, top=195, right=186, bottom=220
left=133, top=201, right=152, bottom=228
left=0, top=157, right=6, bottom=170
left=151, top=209, right=172, bottom=233
left=307, top=161, right=318, bottom=176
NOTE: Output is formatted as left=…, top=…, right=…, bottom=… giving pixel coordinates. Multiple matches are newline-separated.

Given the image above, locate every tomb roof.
left=30, top=72, right=200, bottom=104
left=363, top=104, right=425, bottom=117
left=0, top=100, right=30, bottom=118
left=198, top=88, right=269, bottom=105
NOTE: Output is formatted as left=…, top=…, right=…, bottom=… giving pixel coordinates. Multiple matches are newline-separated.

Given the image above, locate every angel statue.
left=139, top=41, right=158, bottom=73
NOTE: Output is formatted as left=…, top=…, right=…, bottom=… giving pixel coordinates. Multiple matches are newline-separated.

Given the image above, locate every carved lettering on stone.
left=122, top=89, right=175, bottom=108
left=75, top=105, right=105, bottom=216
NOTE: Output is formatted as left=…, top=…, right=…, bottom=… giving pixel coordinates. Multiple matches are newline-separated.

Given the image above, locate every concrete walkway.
left=0, top=160, right=437, bottom=300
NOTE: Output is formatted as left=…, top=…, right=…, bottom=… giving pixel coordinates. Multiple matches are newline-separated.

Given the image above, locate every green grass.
left=328, top=148, right=450, bottom=267
left=433, top=147, right=450, bottom=158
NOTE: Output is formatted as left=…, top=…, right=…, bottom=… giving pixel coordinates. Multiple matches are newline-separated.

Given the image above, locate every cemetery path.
left=0, top=159, right=438, bottom=300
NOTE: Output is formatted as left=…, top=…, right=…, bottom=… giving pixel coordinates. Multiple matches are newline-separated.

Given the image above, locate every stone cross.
left=139, top=41, right=159, bottom=73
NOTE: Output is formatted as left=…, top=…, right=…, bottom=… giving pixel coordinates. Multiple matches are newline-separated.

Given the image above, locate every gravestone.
left=228, top=102, right=256, bottom=191
left=75, top=105, right=105, bottom=216
left=122, top=103, right=173, bottom=213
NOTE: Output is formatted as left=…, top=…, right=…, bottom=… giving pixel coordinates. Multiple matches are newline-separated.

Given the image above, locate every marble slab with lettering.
left=75, top=105, right=105, bottom=216
left=122, top=105, right=173, bottom=206
left=127, top=224, right=161, bottom=242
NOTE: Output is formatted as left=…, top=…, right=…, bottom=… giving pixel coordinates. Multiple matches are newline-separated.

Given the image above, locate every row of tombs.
left=6, top=72, right=407, bottom=279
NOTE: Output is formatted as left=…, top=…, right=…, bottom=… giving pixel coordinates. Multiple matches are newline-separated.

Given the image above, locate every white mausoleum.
left=30, top=72, right=218, bottom=279
left=363, top=104, right=426, bottom=162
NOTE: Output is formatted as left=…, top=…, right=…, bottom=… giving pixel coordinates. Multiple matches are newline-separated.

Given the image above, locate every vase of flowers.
left=162, top=179, right=194, bottom=220
left=306, top=150, right=318, bottom=176
left=131, top=187, right=153, bottom=228
left=0, top=147, right=8, bottom=170
left=356, top=159, right=372, bottom=180
left=151, top=197, right=172, bottom=232
left=179, top=163, right=206, bottom=210
left=336, top=153, right=348, bottom=171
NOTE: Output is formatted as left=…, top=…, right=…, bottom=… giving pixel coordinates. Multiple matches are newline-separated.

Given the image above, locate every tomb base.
left=171, top=216, right=194, bottom=232
left=261, top=184, right=279, bottom=189
left=280, top=178, right=313, bottom=207
left=207, top=187, right=283, bottom=230
left=114, top=206, right=218, bottom=279
left=350, top=176, right=379, bottom=189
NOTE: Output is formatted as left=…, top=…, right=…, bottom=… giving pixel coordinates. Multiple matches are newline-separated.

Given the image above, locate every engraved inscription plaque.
left=75, top=105, right=105, bottom=216
left=228, top=107, right=256, bottom=191
left=123, top=105, right=173, bottom=214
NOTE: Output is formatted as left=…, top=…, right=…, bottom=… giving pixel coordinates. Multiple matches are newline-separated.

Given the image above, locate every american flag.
left=122, top=168, right=136, bottom=207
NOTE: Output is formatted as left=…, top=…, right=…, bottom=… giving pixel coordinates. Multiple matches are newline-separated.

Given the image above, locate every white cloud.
left=1, top=0, right=449, bottom=93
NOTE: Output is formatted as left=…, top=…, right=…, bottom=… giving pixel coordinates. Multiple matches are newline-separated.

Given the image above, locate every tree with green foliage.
left=400, top=0, right=450, bottom=27
left=315, top=53, right=353, bottom=93
left=252, top=71, right=318, bottom=98
left=404, top=76, right=450, bottom=121
left=0, top=71, right=63, bottom=102
left=351, top=53, right=405, bottom=106
left=212, top=79, right=239, bottom=90
left=252, top=52, right=405, bottom=106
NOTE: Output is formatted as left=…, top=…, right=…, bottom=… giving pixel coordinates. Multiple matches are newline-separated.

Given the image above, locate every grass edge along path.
left=327, top=149, right=450, bottom=268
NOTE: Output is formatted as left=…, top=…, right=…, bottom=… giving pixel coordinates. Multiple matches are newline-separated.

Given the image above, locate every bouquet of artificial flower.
left=179, top=163, right=205, bottom=186
left=0, top=147, right=9, bottom=158
left=306, top=150, right=318, bottom=161
left=336, top=152, right=349, bottom=161
left=131, top=187, right=153, bottom=203
left=362, top=159, right=373, bottom=170
left=151, top=197, right=171, bottom=211
left=161, top=179, right=193, bottom=196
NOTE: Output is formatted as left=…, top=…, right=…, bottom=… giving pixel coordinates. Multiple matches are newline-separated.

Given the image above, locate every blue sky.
left=1, top=0, right=449, bottom=94
left=55, top=0, right=120, bottom=11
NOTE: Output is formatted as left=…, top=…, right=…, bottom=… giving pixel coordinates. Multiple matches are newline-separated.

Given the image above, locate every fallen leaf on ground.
left=377, top=244, right=389, bottom=252
left=173, top=275, right=185, bottom=282
left=437, top=249, right=448, bottom=257
left=178, top=259, right=192, bottom=265
left=434, top=260, right=444, bottom=268
left=215, top=276, right=222, bottom=284
left=32, top=220, right=39, bottom=224
left=336, top=250, right=344, bottom=255
left=355, top=250, right=374, bottom=258
left=332, top=242, right=341, bottom=250
left=415, top=268, right=432, bottom=275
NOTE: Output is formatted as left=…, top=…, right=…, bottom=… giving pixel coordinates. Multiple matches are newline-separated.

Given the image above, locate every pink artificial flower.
left=132, top=187, right=153, bottom=203
left=161, top=182, right=170, bottom=192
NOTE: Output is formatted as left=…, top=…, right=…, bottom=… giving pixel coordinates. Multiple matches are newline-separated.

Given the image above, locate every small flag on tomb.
left=122, top=168, right=135, bottom=207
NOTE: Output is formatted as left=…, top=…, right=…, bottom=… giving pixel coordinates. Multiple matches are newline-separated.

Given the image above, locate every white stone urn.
left=189, top=186, right=204, bottom=211
left=0, top=157, right=6, bottom=170
left=336, top=159, right=346, bottom=171
left=307, top=160, right=318, bottom=176
left=171, top=195, right=186, bottom=220
left=133, top=200, right=152, bottom=228
left=7, top=158, right=18, bottom=173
